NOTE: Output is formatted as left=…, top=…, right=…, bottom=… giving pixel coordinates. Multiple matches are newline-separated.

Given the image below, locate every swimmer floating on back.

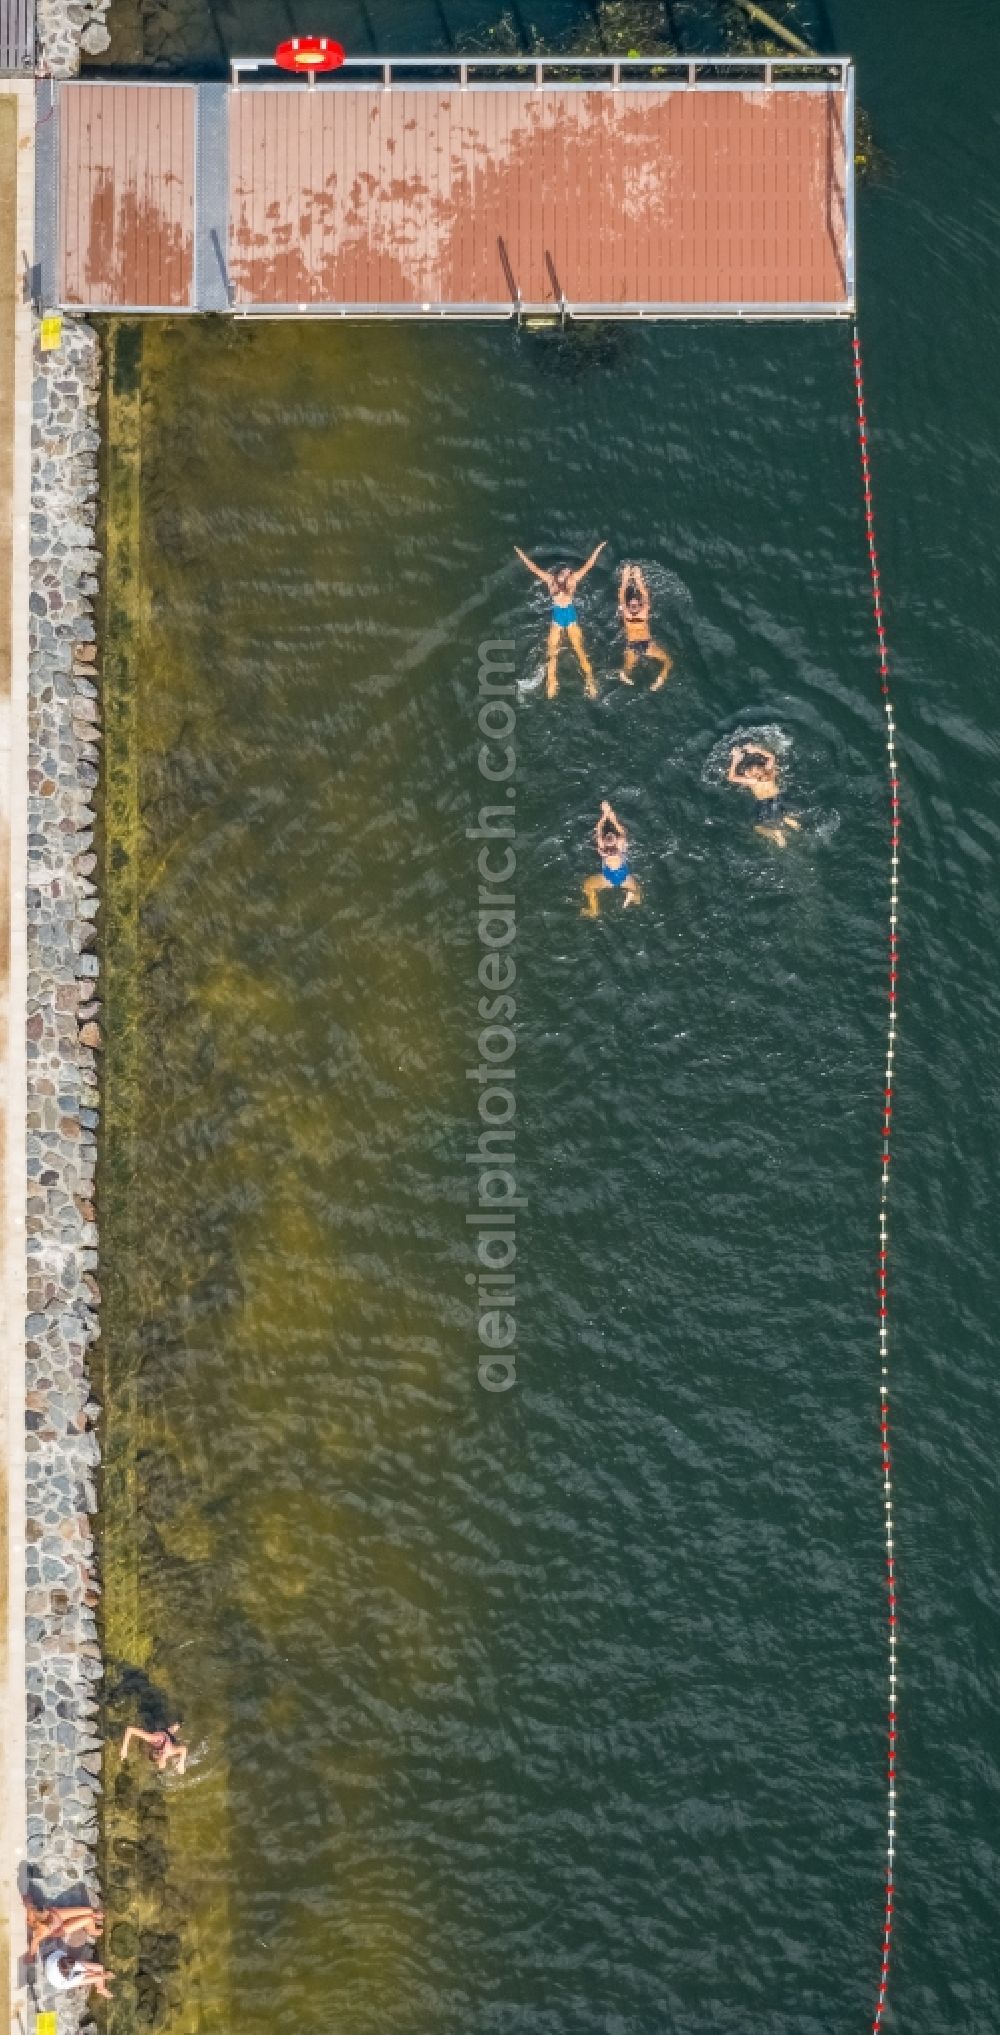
left=618, top=564, right=672, bottom=690
left=582, top=801, right=641, bottom=917
left=515, top=541, right=606, bottom=700
left=727, top=742, right=802, bottom=847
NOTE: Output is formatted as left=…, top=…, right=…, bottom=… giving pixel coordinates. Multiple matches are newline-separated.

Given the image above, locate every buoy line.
left=851, top=325, right=898, bottom=2033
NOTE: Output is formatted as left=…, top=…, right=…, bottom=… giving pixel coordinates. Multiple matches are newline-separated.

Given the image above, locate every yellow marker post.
left=39, top=314, right=63, bottom=352
left=36, top=2013, right=58, bottom=2035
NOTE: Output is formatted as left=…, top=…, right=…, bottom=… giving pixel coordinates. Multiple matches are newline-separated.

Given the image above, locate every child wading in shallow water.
left=120, top=1719, right=189, bottom=1773
left=582, top=801, right=641, bottom=916
left=727, top=741, right=802, bottom=847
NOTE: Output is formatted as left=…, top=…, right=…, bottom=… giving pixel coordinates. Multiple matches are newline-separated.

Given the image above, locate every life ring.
left=274, top=37, right=346, bottom=73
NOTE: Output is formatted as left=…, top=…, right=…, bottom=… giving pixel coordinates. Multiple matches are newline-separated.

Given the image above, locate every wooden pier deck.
left=38, top=57, right=855, bottom=320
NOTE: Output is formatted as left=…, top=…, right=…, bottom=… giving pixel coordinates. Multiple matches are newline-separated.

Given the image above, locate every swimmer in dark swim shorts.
left=618, top=563, right=672, bottom=690
left=582, top=800, right=641, bottom=916
left=727, top=742, right=802, bottom=847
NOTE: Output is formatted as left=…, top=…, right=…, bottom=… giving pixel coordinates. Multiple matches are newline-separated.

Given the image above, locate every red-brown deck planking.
left=228, top=85, right=848, bottom=310
left=59, top=84, right=195, bottom=309
left=53, top=80, right=849, bottom=313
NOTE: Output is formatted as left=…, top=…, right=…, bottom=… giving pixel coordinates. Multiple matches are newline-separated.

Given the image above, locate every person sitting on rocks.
left=42, top=1946, right=113, bottom=2001
left=26, top=1898, right=104, bottom=1960
left=120, top=1719, right=188, bottom=1774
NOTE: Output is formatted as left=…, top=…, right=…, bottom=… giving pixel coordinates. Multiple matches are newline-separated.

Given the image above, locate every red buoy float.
left=274, top=35, right=345, bottom=75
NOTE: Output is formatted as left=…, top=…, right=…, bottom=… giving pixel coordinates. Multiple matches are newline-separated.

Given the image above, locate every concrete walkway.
left=0, top=77, right=33, bottom=2035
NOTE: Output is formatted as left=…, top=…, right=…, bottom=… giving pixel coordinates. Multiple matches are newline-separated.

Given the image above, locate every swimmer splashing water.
left=727, top=741, right=802, bottom=848
left=515, top=541, right=606, bottom=699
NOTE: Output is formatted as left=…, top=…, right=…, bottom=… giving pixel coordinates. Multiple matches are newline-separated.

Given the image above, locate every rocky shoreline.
left=26, top=315, right=103, bottom=2005
left=36, top=0, right=112, bottom=75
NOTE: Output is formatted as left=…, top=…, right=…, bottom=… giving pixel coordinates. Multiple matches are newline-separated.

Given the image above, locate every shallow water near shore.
left=98, top=3, right=1000, bottom=2031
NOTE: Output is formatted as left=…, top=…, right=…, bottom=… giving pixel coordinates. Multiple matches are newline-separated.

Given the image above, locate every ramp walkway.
left=0, top=74, right=32, bottom=2031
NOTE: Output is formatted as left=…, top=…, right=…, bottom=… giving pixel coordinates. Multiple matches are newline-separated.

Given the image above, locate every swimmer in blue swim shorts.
left=582, top=800, right=641, bottom=916
left=727, top=741, right=802, bottom=847
left=515, top=541, right=606, bottom=700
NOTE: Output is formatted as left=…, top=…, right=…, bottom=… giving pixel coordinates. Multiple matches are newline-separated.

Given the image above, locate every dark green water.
left=98, top=4, right=1000, bottom=2032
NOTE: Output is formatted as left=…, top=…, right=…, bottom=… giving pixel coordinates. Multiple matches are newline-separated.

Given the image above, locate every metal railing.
left=234, top=300, right=854, bottom=322
left=230, top=51, right=851, bottom=90
left=0, top=0, right=34, bottom=73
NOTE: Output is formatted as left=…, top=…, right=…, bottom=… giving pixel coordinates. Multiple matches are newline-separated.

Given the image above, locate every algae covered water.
left=98, top=4, right=1000, bottom=2031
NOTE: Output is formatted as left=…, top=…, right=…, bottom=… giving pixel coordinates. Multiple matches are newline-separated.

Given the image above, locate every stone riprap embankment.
left=26, top=315, right=103, bottom=1992
left=36, top=0, right=111, bottom=75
